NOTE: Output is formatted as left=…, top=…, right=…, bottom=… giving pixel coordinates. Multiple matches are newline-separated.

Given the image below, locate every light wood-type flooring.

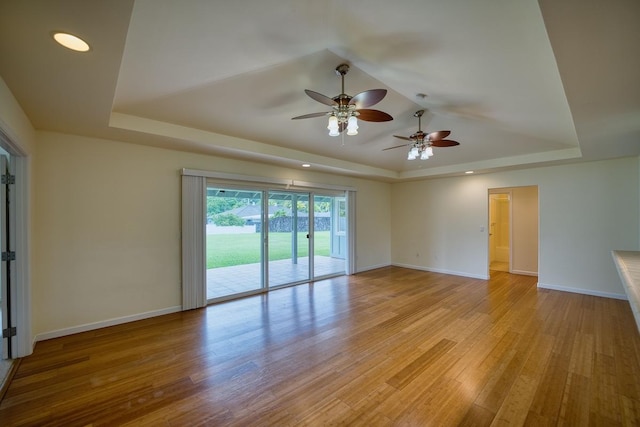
left=2, top=267, right=640, bottom=425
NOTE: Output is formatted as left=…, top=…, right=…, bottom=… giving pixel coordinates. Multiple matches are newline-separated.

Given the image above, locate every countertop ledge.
left=612, top=250, right=640, bottom=333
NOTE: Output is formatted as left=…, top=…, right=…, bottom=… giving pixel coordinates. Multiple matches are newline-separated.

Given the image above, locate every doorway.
left=488, top=186, right=539, bottom=277
left=489, top=192, right=511, bottom=272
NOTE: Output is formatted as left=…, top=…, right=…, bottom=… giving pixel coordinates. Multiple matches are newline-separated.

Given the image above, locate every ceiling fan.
left=383, top=110, right=459, bottom=160
left=292, top=63, right=393, bottom=136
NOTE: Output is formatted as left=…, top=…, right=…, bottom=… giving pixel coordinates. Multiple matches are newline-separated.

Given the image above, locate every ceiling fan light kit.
left=384, top=110, right=460, bottom=161
left=293, top=66, right=458, bottom=160
left=408, top=145, right=433, bottom=160
left=347, top=115, right=359, bottom=135
left=292, top=63, right=393, bottom=137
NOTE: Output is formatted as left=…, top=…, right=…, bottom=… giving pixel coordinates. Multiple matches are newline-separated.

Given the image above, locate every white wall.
left=392, top=157, right=640, bottom=297
left=33, top=131, right=391, bottom=338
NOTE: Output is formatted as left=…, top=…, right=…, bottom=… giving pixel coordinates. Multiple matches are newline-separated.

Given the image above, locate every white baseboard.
left=537, top=283, right=627, bottom=300
left=34, top=306, right=183, bottom=342
left=392, top=263, right=489, bottom=280
left=356, top=263, right=392, bottom=273
left=511, top=269, right=538, bottom=276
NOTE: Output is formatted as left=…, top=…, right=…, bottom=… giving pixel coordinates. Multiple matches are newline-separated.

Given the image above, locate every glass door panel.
left=206, top=187, right=264, bottom=300
left=268, top=191, right=310, bottom=287
left=314, top=195, right=346, bottom=278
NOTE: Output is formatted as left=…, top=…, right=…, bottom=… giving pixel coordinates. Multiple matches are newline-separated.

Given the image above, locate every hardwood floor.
left=2, top=267, right=640, bottom=426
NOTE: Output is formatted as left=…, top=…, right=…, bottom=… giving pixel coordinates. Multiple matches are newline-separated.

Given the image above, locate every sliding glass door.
left=204, top=182, right=348, bottom=302
left=313, top=195, right=346, bottom=278
left=267, top=191, right=310, bottom=288
left=206, top=187, right=264, bottom=300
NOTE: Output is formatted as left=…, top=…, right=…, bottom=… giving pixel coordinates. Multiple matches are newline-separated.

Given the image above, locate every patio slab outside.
left=207, top=256, right=345, bottom=300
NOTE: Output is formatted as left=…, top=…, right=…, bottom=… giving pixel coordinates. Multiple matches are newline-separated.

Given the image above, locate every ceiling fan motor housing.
left=335, top=63, right=350, bottom=77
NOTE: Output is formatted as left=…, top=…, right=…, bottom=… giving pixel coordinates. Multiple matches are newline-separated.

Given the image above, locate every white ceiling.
left=1, top=0, right=638, bottom=181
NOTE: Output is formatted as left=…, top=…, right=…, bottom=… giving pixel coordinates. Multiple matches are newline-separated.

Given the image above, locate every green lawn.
left=207, top=231, right=330, bottom=268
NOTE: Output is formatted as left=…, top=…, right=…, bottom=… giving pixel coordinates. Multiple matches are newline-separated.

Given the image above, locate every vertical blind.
left=181, top=175, right=207, bottom=310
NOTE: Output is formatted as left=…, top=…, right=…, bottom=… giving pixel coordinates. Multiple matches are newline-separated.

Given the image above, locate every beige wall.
left=33, top=131, right=391, bottom=337
left=0, top=77, right=35, bottom=155
left=391, top=174, right=489, bottom=278
left=511, top=186, right=538, bottom=274
left=392, top=158, right=639, bottom=296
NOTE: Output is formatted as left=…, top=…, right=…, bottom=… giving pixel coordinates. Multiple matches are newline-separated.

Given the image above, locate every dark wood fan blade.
left=357, top=109, right=393, bottom=122
left=291, top=112, right=330, bottom=120
left=393, top=135, right=413, bottom=141
left=383, top=143, right=411, bottom=151
left=431, top=139, right=460, bottom=147
left=427, top=130, right=451, bottom=141
left=349, top=89, right=387, bottom=109
left=304, top=90, right=337, bottom=107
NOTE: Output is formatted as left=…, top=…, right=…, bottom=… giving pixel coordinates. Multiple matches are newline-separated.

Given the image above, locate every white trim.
left=181, top=168, right=357, bottom=192
left=182, top=168, right=291, bottom=186
left=356, top=263, right=391, bottom=273
left=13, top=156, right=31, bottom=357
left=0, top=126, right=27, bottom=157
left=346, top=191, right=356, bottom=275
left=0, top=133, right=31, bottom=358
left=392, top=263, right=489, bottom=280
left=511, top=269, right=538, bottom=276
left=537, top=282, right=627, bottom=300
left=33, top=306, right=182, bottom=342
left=292, top=180, right=356, bottom=192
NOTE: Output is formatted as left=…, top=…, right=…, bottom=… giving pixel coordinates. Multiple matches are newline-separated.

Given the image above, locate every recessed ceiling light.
left=52, top=32, right=90, bottom=52
left=302, top=164, right=311, bottom=168
left=465, top=170, right=474, bottom=174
